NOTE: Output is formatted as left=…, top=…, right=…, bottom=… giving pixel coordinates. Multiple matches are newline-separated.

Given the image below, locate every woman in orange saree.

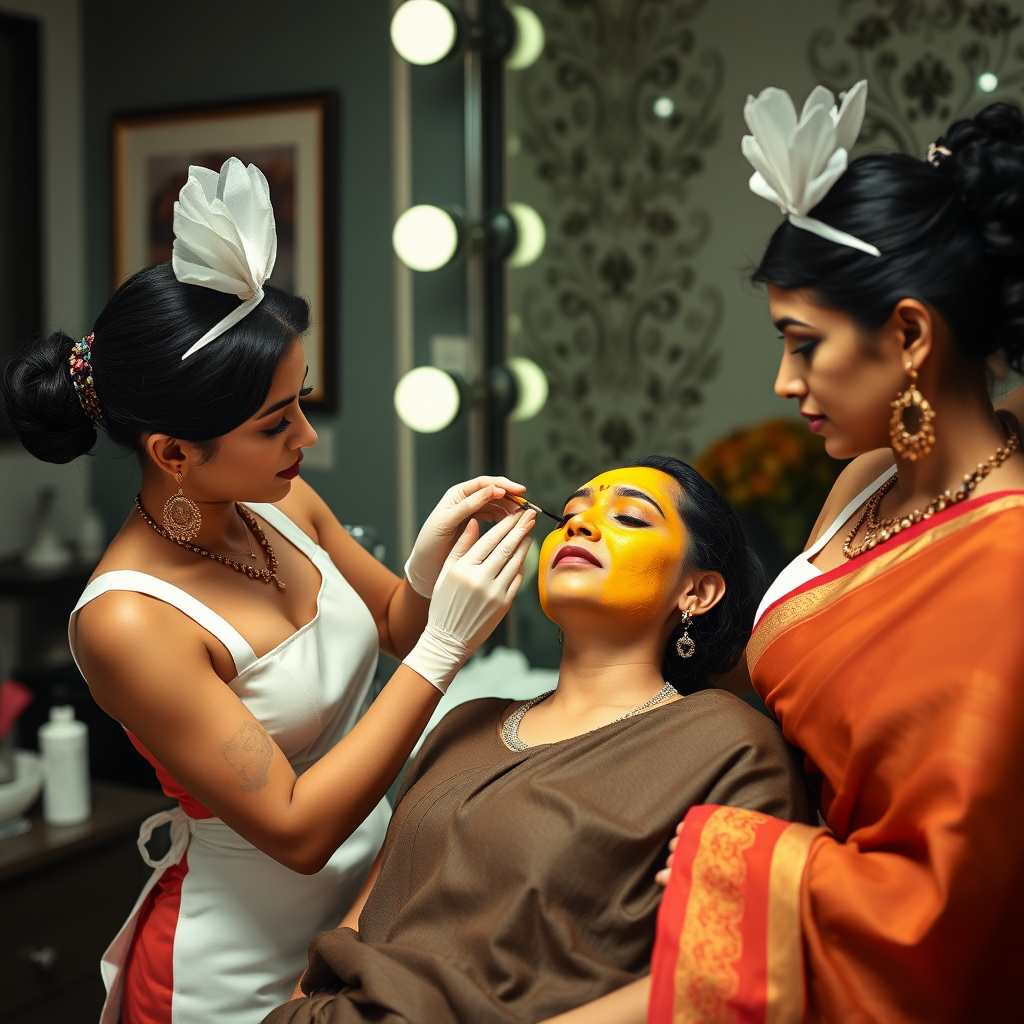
left=640, top=90, right=1024, bottom=1024
left=543, top=87, right=1024, bottom=1024
left=648, top=487, right=1024, bottom=1023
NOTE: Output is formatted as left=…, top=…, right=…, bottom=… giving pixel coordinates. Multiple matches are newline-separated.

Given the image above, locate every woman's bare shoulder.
left=73, top=588, right=213, bottom=709
left=805, top=448, right=895, bottom=549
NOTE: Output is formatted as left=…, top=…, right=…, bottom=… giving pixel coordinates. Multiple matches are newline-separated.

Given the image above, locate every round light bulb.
left=653, top=96, right=675, bottom=119
left=978, top=72, right=999, bottom=93
left=507, top=356, right=548, bottom=421
left=508, top=202, right=546, bottom=268
left=392, top=205, right=460, bottom=272
left=394, top=367, right=461, bottom=433
left=507, top=5, right=545, bottom=70
left=390, top=0, right=458, bottom=66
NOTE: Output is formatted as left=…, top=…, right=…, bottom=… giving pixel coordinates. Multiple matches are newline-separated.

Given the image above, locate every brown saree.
left=265, top=690, right=808, bottom=1024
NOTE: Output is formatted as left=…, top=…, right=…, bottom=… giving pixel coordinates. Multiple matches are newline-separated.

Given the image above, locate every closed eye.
left=615, top=514, right=650, bottom=528
left=299, top=386, right=313, bottom=398
left=263, top=418, right=291, bottom=437
left=792, top=339, right=819, bottom=358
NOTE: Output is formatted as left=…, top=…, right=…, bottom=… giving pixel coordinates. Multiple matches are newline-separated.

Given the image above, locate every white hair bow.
left=172, top=157, right=278, bottom=360
left=742, top=80, right=880, bottom=257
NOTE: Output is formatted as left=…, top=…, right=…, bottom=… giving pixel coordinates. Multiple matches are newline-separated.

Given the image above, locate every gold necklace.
left=843, top=428, right=1020, bottom=559
left=134, top=497, right=286, bottom=589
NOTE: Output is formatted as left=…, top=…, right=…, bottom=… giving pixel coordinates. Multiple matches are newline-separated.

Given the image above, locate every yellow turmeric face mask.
left=539, top=467, right=686, bottom=624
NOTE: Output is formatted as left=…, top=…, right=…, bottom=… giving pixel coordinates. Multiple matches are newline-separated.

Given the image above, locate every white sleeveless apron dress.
left=69, top=502, right=390, bottom=1024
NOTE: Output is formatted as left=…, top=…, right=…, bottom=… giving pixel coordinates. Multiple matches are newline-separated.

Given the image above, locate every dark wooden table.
left=0, top=557, right=96, bottom=598
left=0, top=780, right=173, bottom=1023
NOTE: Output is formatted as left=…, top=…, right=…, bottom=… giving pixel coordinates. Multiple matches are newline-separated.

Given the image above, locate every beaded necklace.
left=843, top=427, right=1020, bottom=559
left=134, top=497, right=286, bottom=590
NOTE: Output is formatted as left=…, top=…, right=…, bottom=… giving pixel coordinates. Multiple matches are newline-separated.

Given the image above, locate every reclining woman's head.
left=539, top=455, right=764, bottom=694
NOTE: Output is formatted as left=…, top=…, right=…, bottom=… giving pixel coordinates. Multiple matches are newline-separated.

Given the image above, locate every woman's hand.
left=404, top=509, right=536, bottom=692
left=655, top=821, right=684, bottom=887
left=404, top=476, right=526, bottom=598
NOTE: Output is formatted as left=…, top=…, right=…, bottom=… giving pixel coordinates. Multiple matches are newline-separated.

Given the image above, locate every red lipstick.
left=277, top=452, right=303, bottom=480
left=553, top=544, right=602, bottom=568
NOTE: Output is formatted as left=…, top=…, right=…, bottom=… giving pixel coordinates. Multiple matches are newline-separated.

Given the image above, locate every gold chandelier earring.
left=675, top=610, right=696, bottom=659
left=890, top=362, right=937, bottom=461
left=163, top=471, right=202, bottom=543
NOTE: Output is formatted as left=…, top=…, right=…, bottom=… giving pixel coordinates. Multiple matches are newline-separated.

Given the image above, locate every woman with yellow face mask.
left=267, top=456, right=808, bottom=1024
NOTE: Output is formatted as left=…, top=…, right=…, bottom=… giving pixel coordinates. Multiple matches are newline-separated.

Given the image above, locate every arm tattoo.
left=221, top=722, right=274, bottom=792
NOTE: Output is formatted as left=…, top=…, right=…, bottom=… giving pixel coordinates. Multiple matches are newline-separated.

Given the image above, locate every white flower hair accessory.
left=742, top=80, right=880, bottom=257
left=172, top=157, right=278, bottom=360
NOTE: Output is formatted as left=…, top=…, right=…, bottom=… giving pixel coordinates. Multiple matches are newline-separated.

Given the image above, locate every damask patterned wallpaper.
left=812, top=0, right=1024, bottom=154
left=508, top=0, right=723, bottom=499
left=507, top=0, right=1024, bottom=664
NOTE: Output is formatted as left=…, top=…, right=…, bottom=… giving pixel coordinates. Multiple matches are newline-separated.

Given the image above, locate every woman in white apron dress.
left=2, top=158, right=536, bottom=1024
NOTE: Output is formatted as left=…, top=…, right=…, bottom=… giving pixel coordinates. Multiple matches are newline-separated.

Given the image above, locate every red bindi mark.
left=599, top=484, right=609, bottom=491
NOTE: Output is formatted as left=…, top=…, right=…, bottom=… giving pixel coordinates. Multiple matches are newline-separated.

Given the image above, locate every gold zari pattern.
left=751, top=493, right=1024, bottom=671
left=673, top=807, right=768, bottom=1024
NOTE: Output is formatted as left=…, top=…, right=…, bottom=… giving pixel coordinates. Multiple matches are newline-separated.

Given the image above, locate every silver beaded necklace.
left=501, top=681, right=679, bottom=752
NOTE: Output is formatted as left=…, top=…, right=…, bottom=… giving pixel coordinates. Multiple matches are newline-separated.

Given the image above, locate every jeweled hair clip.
left=69, top=334, right=102, bottom=422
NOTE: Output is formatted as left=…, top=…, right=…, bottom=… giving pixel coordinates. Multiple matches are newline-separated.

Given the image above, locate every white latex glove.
left=404, top=476, right=526, bottom=598
left=404, top=509, right=536, bottom=692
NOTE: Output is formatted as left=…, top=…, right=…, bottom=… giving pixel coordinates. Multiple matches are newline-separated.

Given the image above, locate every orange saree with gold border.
left=649, top=491, right=1024, bottom=1023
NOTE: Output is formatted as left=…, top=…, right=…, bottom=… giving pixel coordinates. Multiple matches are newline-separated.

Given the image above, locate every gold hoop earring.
left=163, top=471, right=202, bottom=542
left=675, top=610, right=695, bottom=659
left=890, top=363, right=936, bottom=461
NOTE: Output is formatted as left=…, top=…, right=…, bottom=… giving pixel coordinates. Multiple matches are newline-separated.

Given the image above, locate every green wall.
left=82, top=0, right=400, bottom=560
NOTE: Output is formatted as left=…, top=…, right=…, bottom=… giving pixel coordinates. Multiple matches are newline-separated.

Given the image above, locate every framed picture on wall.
left=0, top=12, right=42, bottom=440
left=112, top=93, right=338, bottom=411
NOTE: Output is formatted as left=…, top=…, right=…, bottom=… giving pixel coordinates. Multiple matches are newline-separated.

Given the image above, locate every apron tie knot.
left=137, top=805, right=190, bottom=869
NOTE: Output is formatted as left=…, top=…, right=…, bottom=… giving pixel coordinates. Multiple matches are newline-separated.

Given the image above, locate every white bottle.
left=39, top=706, right=91, bottom=825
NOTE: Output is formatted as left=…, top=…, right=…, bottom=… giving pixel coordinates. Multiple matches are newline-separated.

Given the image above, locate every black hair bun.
left=937, top=103, right=1024, bottom=367
left=2, top=330, right=97, bottom=463
left=938, top=103, right=1024, bottom=228
left=4, top=263, right=309, bottom=465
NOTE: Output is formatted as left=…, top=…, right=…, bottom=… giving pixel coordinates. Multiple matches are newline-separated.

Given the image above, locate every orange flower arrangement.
left=696, top=419, right=845, bottom=555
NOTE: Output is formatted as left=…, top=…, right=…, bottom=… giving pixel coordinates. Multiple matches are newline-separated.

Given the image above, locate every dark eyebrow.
left=255, top=395, right=295, bottom=419
left=773, top=316, right=818, bottom=332
left=613, top=485, right=665, bottom=519
left=255, top=368, right=309, bottom=419
left=563, top=487, right=593, bottom=505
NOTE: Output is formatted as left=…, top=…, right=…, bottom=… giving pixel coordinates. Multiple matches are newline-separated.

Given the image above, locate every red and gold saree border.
left=648, top=805, right=825, bottom=1024
left=748, top=490, right=1024, bottom=673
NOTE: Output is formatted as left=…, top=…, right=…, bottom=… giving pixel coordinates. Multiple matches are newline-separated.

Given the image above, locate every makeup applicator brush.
left=508, top=494, right=566, bottom=526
